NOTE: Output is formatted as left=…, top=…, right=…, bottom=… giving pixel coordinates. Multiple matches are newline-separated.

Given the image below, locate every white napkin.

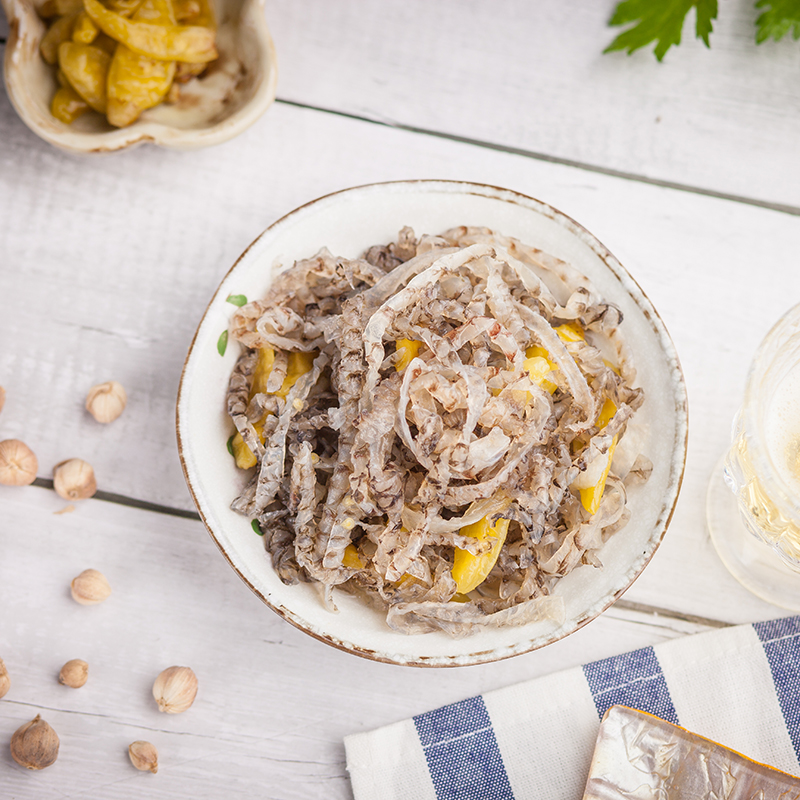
left=345, top=615, right=800, bottom=800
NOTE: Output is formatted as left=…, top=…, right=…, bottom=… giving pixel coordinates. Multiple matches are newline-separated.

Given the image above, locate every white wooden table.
left=2, top=1, right=800, bottom=796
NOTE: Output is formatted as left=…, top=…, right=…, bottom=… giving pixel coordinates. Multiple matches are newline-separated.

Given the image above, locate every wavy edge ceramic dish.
left=1, top=0, right=277, bottom=152
left=177, top=180, right=688, bottom=667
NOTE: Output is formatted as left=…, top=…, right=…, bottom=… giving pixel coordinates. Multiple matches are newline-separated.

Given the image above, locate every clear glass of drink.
left=707, top=302, right=800, bottom=609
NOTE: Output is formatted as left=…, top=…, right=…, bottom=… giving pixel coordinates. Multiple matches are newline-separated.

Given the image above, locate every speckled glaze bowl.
left=177, top=180, right=688, bottom=667
left=1, top=0, right=277, bottom=152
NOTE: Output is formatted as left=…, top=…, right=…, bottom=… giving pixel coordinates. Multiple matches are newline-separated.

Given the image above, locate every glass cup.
left=707, top=302, right=800, bottom=609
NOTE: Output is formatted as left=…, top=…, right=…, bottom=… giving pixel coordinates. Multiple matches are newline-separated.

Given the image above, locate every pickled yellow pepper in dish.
left=39, top=0, right=217, bottom=127
left=106, top=0, right=177, bottom=127
left=452, top=516, right=511, bottom=595
left=573, top=398, right=619, bottom=515
left=58, top=41, right=111, bottom=113
left=72, top=11, right=100, bottom=43
left=230, top=347, right=317, bottom=470
left=40, top=0, right=83, bottom=17
left=40, top=11, right=79, bottom=63
left=83, top=0, right=217, bottom=62
left=51, top=84, right=90, bottom=123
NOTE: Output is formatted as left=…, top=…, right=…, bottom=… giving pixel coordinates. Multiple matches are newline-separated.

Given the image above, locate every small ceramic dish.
left=176, top=180, right=688, bottom=667
left=1, top=0, right=277, bottom=152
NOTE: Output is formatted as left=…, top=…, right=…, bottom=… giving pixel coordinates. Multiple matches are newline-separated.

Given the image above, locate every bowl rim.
left=176, top=179, right=689, bottom=667
left=1, top=0, right=278, bottom=153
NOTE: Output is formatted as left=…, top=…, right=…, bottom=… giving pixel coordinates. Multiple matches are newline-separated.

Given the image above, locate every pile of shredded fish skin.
left=226, top=227, right=651, bottom=637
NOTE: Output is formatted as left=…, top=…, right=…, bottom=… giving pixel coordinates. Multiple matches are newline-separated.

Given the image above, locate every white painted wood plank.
left=5, top=0, right=800, bottom=208
left=0, top=487, right=724, bottom=798
left=265, top=0, right=800, bottom=209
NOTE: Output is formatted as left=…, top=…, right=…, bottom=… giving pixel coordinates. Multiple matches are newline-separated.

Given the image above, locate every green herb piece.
left=605, top=0, right=718, bottom=61
left=251, top=519, right=264, bottom=536
left=755, top=0, right=800, bottom=42
left=227, top=434, right=235, bottom=457
left=217, top=329, right=228, bottom=356
left=226, top=293, right=248, bottom=307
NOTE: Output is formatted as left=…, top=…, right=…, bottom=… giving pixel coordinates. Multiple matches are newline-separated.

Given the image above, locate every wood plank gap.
left=613, top=598, right=732, bottom=629
left=276, top=98, right=800, bottom=219
left=2, top=697, right=243, bottom=739
left=31, top=477, right=201, bottom=520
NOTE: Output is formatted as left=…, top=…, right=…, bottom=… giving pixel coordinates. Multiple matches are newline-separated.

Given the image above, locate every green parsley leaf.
left=605, top=0, right=718, bottom=61
left=227, top=434, right=235, bottom=457
left=217, top=329, right=228, bottom=356
left=251, top=519, right=264, bottom=536
left=226, top=294, right=248, bottom=307
left=755, top=0, right=800, bottom=42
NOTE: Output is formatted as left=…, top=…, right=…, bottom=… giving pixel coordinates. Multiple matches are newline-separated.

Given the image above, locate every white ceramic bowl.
left=177, top=180, right=688, bottom=667
left=2, top=0, right=277, bottom=152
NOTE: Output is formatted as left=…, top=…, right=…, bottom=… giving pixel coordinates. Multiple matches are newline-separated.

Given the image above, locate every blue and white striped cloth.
left=344, top=616, right=800, bottom=800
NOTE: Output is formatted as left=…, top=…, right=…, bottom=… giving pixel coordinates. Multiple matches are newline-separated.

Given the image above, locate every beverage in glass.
left=708, top=303, right=800, bottom=608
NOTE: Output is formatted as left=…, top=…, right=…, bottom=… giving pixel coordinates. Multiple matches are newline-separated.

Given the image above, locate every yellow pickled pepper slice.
left=395, top=339, right=423, bottom=372
left=577, top=398, right=618, bottom=515
left=170, top=0, right=213, bottom=80
left=231, top=346, right=273, bottom=469
left=277, top=351, right=316, bottom=399
left=172, top=0, right=212, bottom=25
left=191, top=0, right=213, bottom=27
left=231, top=431, right=259, bottom=470
left=40, top=12, right=79, bottom=64
left=106, top=0, right=177, bottom=127
left=452, top=516, right=510, bottom=595
left=250, top=343, right=276, bottom=397
left=342, top=544, right=365, bottom=570
left=171, top=0, right=199, bottom=19
left=51, top=83, right=90, bottom=123
left=522, top=324, right=584, bottom=397
left=231, top=348, right=317, bottom=469
left=92, top=32, right=119, bottom=54
left=106, top=0, right=144, bottom=16
left=554, top=322, right=585, bottom=343
left=395, top=571, right=426, bottom=590
left=524, top=347, right=558, bottom=394
left=83, top=0, right=217, bottom=62
left=72, top=11, right=99, bottom=43
left=58, top=41, right=110, bottom=112
left=596, top=396, right=617, bottom=430
left=39, top=0, right=83, bottom=17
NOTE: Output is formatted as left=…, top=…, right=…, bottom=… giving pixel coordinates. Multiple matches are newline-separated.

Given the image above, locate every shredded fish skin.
left=226, top=227, right=649, bottom=636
